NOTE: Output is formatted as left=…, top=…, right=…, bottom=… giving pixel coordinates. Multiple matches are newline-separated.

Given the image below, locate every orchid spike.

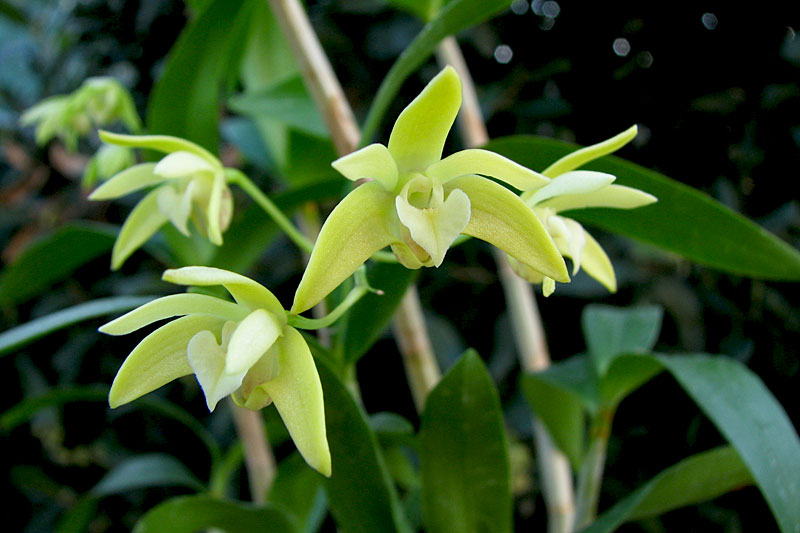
left=99, top=266, right=331, bottom=476
left=292, top=66, right=568, bottom=313
left=89, top=131, right=234, bottom=270
left=511, top=126, right=657, bottom=295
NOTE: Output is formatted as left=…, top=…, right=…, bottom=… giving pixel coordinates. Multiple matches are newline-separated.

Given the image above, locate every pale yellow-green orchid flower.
left=292, top=66, right=569, bottom=313
left=99, top=266, right=331, bottom=476
left=510, top=126, right=657, bottom=296
left=89, top=131, right=233, bottom=270
left=21, top=77, right=141, bottom=151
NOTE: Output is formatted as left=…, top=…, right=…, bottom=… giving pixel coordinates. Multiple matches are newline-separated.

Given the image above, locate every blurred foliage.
left=1, top=1, right=798, bottom=531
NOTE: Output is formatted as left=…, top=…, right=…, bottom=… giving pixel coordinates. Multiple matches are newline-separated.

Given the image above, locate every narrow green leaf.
left=269, top=452, right=328, bottom=533
left=384, top=0, right=443, bottom=21
left=582, top=446, right=752, bottom=533
left=0, top=222, right=117, bottom=306
left=656, top=354, right=800, bottom=533
left=133, top=495, right=299, bottom=533
left=420, top=350, right=512, bottom=533
left=361, top=0, right=512, bottom=144
left=340, top=262, right=418, bottom=364
left=581, top=304, right=663, bottom=376
left=146, top=0, right=252, bottom=151
left=92, top=453, right=205, bottom=496
left=0, top=296, right=156, bottom=357
left=485, top=135, right=800, bottom=280
left=317, top=359, right=411, bottom=533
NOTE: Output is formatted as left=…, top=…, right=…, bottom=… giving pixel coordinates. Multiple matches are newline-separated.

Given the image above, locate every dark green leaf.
left=656, top=354, right=800, bottom=533
left=485, top=135, right=800, bottom=280
left=340, top=261, right=418, bottom=364
left=92, top=454, right=205, bottom=497
left=420, top=350, right=512, bottom=533
left=0, top=0, right=25, bottom=24
left=361, top=0, right=513, bottom=144
left=146, top=0, right=252, bottom=151
left=598, top=354, right=663, bottom=408
left=317, top=359, right=411, bottom=533
left=0, top=296, right=156, bottom=357
left=383, top=0, right=443, bottom=21
left=371, top=412, right=416, bottom=448
left=581, top=305, right=663, bottom=376
left=133, top=495, right=299, bottom=533
left=56, top=496, right=98, bottom=533
left=269, top=452, right=327, bottom=533
left=0, top=222, right=117, bottom=306
left=583, top=447, right=752, bottom=532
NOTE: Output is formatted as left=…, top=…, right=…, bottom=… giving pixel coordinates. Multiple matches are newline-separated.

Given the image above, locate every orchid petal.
left=162, top=266, right=285, bottom=319
left=388, top=66, right=461, bottom=173
left=88, top=163, right=162, bottom=200
left=225, top=309, right=283, bottom=375
left=108, top=315, right=225, bottom=408
left=579, top=230, right=617, bottom=292
left=292, top=181, right=396, bottom=313
left=111, top=188, right=168, bottom=270
left=426, top=149, right=550, bottom=191
left=538, top=184, right=657, bottom=213
left=331, top=143, right=399, bottom=191
left=445, top=175, right=569, bottom=282
left=100, top=293, right=248, bottom=335
left=525, top=171, right=616, bottom=206
left=395, top=188, right=470, bottom=267
left=157, top=184, right=192, bottom=236
left=154, top=151, right=216, bottom=178
left=205, top=171, right=226, bottom=245
left=542, top=277, right=555, bottom=297
left=237, top=346, right=280, bottom=410
left=99, top=130, right=219, bottom=167
left=561, top=218, right=588, bottom=275
left=187, top=330, right=247, bottom=412
left=260, top=327, right=331, bottom=476
left=542, top=125, right=638, bottom=177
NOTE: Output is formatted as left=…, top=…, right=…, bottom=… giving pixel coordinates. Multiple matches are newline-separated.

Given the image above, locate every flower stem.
left=437, top=36, right=576, bottom=533
left=267, top=0, right=441, bottom=408
left=574, top=407, right=614, bottom=529
left=289, top=267, right=381, bottom=330
left=229, top=400, right=276, bottom=504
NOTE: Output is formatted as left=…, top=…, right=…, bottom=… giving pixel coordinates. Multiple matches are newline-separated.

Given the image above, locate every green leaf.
left=92, top=453, right=205, bottom=496
left=656, top=354, right=800, bottom=533
left=420, top=350, right=512, bottom=533
left=269, top=452, right=328, bottom=533
left=485, top=135, right=800, bottom=280
left=581, top=304, right=663, bottom=376
left=361, top=0, right=513, bottom=144
left=146, top=0, right=253, bottom=151
left=597, top=354, right=663, bottom=408
left=133, top=495, right=299, bottom=533
left=339, top=262, right=418, bottom=364
left=582, top=446, right=752, bottom=532
left=520, top=355, right=591, bottom=468
left=0, top=296, right=156, bottom=358
left=384, top=0, right=443, bottom=21
left=0, top=222, right=117, bottom=306
left=56, top=496, right=98, bottom=533
left=317, top=359, right=411, bottom=533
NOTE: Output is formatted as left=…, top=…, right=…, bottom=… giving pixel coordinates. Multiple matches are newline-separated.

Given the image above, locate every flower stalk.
left=574, top=407, right=614, bottom=529
left=229, top=400, right=276, bottom=504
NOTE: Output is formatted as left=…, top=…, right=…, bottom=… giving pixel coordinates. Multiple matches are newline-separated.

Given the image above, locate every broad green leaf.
left=0, top=296, right=156, bottom=357
left=55, top=497, right=97, bottom=533
left=339, top=262, right=418, bottom=364
left=146, top=0, right=253, bottom=151
left=485, top=136, right=800, bottom=280
left=656, top=354, right=800, bottom=533
left=269, top=452, right=328, bottom=533
left=0, top=222, right=116, bottom=306
left=317, top=359, right=411, bottom=533
left=597, top=354, right=663, bottom=408
left=583, top=446, right=752, bottom=532
left=133, top=495, right=299, bottom=533
left=581, top=304, right=663, bottom=376
left=361, top=0, right=513, bottom=145
left=420, top=350, right=512, bottom=533
left=520, top=355, right=591, bottom=468
left=92, top=453, right=205, bottom=496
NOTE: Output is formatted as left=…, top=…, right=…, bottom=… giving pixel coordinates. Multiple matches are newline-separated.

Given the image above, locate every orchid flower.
left=99, top=266, right=331, bottom=476
left=510, top=126, right=657, bottom=296
left=21, top=77, right=141, bottom=151
left=89, top=131, right=234, bottom=270
left=293, top=66, right=568, bottom=313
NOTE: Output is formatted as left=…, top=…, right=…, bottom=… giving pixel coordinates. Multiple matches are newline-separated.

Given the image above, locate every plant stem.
left=229, top=400, right=276, bottom=504
left=289, top=267, right=378, bottom=330
left=437, top=36, right=576, bottom=533
left=267, top=0, right=441, bottom=409
left=574, top=408, right=614, bottom=529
